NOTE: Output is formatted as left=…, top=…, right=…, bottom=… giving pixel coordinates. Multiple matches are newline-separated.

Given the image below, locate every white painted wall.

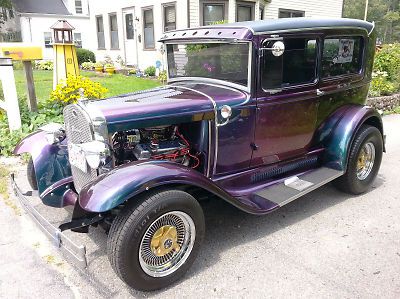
left=89, top=0, right=344, bottom=70
left=19, top=15, right=90, bottom=60
left=264, top=0, right=343, bottom=19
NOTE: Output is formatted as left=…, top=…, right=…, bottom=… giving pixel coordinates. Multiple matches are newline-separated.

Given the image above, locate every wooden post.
left=22, top=60, right=38, bottom=112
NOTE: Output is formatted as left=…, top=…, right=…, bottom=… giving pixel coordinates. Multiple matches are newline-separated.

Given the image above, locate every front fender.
left=315, top=105, right=384, bottom=171
left=79, top=161, right=239, bottom=213
left=14, top=131, right=72, bottom=206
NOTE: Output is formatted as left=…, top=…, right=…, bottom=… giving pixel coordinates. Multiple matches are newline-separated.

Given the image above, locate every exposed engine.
left=112, top=125, right=200, bottom=168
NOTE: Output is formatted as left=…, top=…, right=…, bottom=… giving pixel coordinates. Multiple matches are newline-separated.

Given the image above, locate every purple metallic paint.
left=78, top=160, right=279, bottom=214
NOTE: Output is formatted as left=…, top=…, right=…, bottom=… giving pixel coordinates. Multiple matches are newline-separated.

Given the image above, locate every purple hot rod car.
left=12, top=18, right=384, bottom=291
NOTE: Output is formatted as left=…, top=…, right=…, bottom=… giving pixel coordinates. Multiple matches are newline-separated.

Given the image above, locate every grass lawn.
left=10, top=70, right=161, bottom=103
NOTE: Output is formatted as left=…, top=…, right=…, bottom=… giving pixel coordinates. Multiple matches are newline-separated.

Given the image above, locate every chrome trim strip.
left=173, top=85, right=218, bottom=177
left=10, top=174, right=87, bottom=268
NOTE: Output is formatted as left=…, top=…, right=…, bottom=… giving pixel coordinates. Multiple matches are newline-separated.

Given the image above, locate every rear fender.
left=78, top=160, right=274, bottom=213
left=14, top=131, right=72, bottom=206
left=315, top=105, right=384, bottom=171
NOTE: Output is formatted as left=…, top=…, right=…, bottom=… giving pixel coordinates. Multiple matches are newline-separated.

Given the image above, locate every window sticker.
left=333, top=39, right=355, bottom=64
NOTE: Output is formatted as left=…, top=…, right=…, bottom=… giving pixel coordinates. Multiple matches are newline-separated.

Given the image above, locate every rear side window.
left=322, top=37, right=363, bottom=79
left=262, top=38, right=317, bottom=90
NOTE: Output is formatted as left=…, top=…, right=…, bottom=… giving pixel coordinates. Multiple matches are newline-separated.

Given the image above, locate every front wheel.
left=334, top=125, right=383, bottom=194
left=107, top=189, right=205, bottom=291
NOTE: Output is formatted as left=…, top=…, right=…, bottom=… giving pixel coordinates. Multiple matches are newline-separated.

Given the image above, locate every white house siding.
left=19, top=14, right=90, bottom=60
left=88, top=0, right=189, bottom=70
left=264, top=0, right=343, bottom=19
left=90, top=0, right=344, bottom=69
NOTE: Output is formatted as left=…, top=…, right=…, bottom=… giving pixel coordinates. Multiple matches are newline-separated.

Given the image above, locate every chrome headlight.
left=79, top=141, right=109, bottom=169
left=40, top=123, right=66, bottom=144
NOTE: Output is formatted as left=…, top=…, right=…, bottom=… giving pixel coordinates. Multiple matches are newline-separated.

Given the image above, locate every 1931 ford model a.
left=12, top=18, right=384, bottom=291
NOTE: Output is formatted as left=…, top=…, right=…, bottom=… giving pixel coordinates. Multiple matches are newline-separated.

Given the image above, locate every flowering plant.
left=50, top=76, right=108, bottom=104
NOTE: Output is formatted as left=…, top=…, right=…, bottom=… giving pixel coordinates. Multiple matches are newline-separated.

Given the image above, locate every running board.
left=254, top=167, right=344, bottom=207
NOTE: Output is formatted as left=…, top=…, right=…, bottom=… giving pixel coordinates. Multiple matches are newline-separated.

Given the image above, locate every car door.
left=251, top=35, right=321, bottom=167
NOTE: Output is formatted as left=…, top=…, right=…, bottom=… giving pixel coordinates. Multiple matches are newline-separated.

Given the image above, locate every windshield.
left=166, top=43, right=250, bottom=87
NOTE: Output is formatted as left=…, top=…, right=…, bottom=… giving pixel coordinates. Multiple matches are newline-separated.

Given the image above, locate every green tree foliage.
left=343, top=0, right=400, bottom=43
left=0, top=0, right=12, bottom=27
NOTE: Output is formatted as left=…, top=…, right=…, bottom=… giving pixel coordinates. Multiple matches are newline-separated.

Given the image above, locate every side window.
left=322, top=37, right=363, bottom=79
left=262, top=38, right=317, bottom=90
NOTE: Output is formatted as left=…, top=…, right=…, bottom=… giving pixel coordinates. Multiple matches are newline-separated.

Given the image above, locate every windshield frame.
left=164, top=40, right=253, bottom=93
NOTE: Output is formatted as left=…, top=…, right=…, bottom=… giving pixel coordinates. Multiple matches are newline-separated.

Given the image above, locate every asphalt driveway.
left=1, top=114, right=399, bottom=298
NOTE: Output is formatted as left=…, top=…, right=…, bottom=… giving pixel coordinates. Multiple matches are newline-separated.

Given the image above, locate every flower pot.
left=105, top=67, right=115, bottom=74
left=95, top=66, right=103, bottom=72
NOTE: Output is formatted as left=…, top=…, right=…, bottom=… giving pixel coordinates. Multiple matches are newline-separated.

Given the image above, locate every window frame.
left=44, top=32, right=53, bottom=48
left=320, top=35, right=366, bottom=82
left=278, top=8, right=305, bottom=18
left=259, top=35, right=321, bottom=94
left=163, top=2, right=176, bottom=33
left=236, top=1, right=255, bottom=22
left=96, top=15, right=105, bottom=49
left=109, top=13, right=119, bottom=50
left=74, top=32, right=82, bottom=48
left=200, top=0, right=228, bottom=26
left=75, top=0, right=83, bottom=14
left=142, top=6, right=155, bottom=50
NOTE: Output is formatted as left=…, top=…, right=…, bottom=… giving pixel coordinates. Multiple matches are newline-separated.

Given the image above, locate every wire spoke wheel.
left=139, top=211, right=196, bottom=277
left=356, top=142, right=375, bottom=180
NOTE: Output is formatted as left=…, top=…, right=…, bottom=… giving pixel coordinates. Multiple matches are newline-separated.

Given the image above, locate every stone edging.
left=367, top=93, right=400, bottom=111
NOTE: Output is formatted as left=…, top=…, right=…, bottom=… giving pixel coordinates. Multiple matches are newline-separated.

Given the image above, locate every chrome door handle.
left=316, top=89, right=325, bottom=96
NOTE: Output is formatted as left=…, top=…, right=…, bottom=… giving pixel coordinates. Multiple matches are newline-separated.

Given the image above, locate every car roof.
left=159, top=18, right=374, bottom=43
left=220, top=18, right=374, bottom=34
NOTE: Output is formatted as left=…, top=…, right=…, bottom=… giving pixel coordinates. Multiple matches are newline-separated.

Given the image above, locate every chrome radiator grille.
left=64, top=104, right=97, bottom=193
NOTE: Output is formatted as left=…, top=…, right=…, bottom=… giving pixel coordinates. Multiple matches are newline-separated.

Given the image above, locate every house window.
left=262, top=38, right=318, bottom=90
left=143, top=8, right=155, bottom=49
left=322, top=37, right=363, bottom=79
left=44, top=32, right=52, bottom=48
left=109, top=14, right=119, bottom=49
left=96, top=15, right=105, bottom=49
left=125, top=13, right=134, bottom=40
left=163, top=4, right=176, bottom=32
left=202, top=1, right=227, bottom=25
left=278, top=9, right=304, bottom=18
left=74, top=33, right=82, bottom=48
left=75, top=0, right=83, bottom=14
left=236, top=2, right=254, bottom=22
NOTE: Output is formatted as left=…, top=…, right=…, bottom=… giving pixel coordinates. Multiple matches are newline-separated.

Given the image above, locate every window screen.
left=143, top=9, right=155, bottom=49
left=262, top=38, right=317, bottom=90
left=96, top=16, right=105, bottom=49
left=44, top=32, right=52, bottom=48
left=164, top=5, right=176, bottom=32
left=322, top=37, right=363, bottom=78
left=74, top=33, right=82, bottom=48
left=237, top=3, right=254, bottom=22
left=125, top=13, right=134, bottom=40
left=109, top=14, right=119, bottom=49
left=75, top=0, right=82, bottom=14
left=203, top=4, right=225, bottom=25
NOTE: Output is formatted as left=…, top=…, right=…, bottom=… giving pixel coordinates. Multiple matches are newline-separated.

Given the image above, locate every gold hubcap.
left=150, top=225, right=181, bottom=257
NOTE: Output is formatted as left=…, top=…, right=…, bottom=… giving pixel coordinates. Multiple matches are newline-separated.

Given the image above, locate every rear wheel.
left=27, top=158, right=38, bottom=190
left=107, top=189, right=205, bottom=291
left=334, top=125, right=383, bottom=194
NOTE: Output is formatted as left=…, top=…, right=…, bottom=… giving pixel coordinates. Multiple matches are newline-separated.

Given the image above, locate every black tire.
left=107, top=189, right=205, bottom=291
left=27, top=158, right=38, bottom=190
left=334, top=125, right=383, bottom=194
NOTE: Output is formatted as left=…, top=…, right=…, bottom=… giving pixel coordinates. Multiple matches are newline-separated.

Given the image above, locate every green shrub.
left=12, top=61, right=23, bottom=70
left=0, top=98, right=64, bottom=156
left=76, top=48, right=96, bottom=65
left=35, top=60, right=54, bottom=71
left=369, top=71, right=396, bottom=97
left=144, top=66, right=156, bottom=76
left=373, top=44, right=400, bottom=81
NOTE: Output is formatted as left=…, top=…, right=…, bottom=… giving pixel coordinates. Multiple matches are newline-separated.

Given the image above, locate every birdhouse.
left=51, top=20, right=75, bottom=44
